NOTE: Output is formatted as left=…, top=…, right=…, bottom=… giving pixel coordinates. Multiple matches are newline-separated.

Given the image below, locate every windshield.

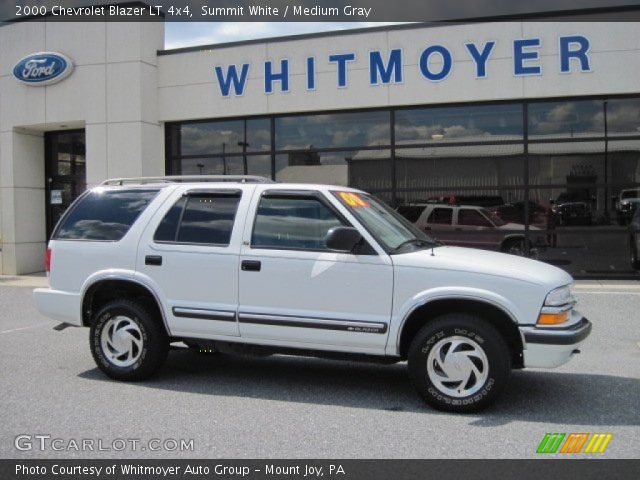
left=333, top=191, right=438, bottom=253
left=481, top=208, right=507, bottom=226
left=621, top=190, right=640, bottom=200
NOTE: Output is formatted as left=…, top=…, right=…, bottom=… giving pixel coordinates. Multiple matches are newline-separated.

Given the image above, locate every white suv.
left=34, top=176, right=591, bottom=413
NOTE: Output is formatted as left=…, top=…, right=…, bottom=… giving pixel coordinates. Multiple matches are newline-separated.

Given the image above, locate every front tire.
left=407, top=314, right=511, bottom=413
left=90, top=299, right=168, bottom=381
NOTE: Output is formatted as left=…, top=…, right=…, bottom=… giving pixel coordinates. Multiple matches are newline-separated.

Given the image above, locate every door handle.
left=145, top=255, right=162, bottom=266
left=241, top=260, right=261, bottom=272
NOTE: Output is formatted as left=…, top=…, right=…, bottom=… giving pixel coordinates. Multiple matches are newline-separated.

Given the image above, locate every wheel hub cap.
left=100, top=316, right=143, bottom=367
left=426, top=336, right=489, bottom=398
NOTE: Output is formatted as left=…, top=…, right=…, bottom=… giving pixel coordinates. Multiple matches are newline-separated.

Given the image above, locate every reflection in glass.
left=529, top=142, right=605, bottom=186
left=55, top=189, right=159, bottom=241
left=395, top=104, right=523, bottom=144
left=609, top=140, right=640, bottom=186
left=528, top=100, right=603, bottom=139
left=252, top=197, right=344, bottom=250
left=275, top=111, right=390, bottom=150
left=178, top=155, right=271, bottom=178
left=532, top=188, right=633, bottom=275
left=604, top=99, right=640, bottom=136
left=180, top=120, right=244, bottom=156
left=177, top=195, right=240, bottom=245
left=394, top=144, right=524, bottom=204
left=246, top=118, right=272, bottom=151
left=275, top=150, right=391, bottom=197
left=530, top=187, right=602, bottom=227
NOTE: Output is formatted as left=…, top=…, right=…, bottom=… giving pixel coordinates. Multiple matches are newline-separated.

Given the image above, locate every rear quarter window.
left=53, top=189, right=159, bottom=241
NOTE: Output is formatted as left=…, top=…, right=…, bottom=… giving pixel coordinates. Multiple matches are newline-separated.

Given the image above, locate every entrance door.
left=45, top=130, right=86, bottom=238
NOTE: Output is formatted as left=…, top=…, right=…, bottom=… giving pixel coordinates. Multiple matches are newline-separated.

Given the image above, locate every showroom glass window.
left=166, top=119, right=272, bottom=178
left=165, top=95, right=640, bottom=276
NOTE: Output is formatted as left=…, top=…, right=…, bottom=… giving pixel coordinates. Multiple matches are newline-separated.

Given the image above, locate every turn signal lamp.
left=537, top=311, right=570, bottom=325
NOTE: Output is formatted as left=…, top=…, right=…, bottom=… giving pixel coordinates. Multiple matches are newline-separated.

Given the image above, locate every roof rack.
left=101, top=175, right=275, bottom=186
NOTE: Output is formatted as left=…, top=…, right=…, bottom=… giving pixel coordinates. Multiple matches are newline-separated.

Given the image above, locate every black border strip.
left=238, top=313, right=388, bottom=334
left=172, top=307, right=237, bottom=322
left=157, top=4, right=640, bottom=56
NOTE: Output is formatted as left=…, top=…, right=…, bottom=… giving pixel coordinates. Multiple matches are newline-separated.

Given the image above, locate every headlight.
left=544, top=284, right=574, bottom=307
left=538, top=285, right=575, bottom=326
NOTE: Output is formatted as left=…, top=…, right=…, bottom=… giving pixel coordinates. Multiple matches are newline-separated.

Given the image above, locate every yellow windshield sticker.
left=338, top=192, right=370, bottom=208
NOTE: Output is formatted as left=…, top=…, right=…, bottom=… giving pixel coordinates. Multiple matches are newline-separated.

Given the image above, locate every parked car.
left=34, top=176, right=590, bottom=413
left=616, top=188, right=640, bottom=226
left=629, top=207, right=640, bottom=270
left=410, top=203, right=546, bottom=256
left=553, top=191, right=593, bottom=226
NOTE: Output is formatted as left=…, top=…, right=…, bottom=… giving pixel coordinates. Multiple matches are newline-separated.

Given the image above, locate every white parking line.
left=0, top=323, right=52, bottom=335
left=574, top=284, right=640, bottom=290
left=575, top=291, right=640, bottom=295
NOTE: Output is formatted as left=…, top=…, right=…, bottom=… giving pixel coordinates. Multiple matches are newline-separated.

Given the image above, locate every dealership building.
left=1, top=10, right=640, bottom=275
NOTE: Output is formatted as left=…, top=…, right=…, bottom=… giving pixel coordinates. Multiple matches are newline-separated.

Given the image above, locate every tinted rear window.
left=54, top=189, right=159, bottom=241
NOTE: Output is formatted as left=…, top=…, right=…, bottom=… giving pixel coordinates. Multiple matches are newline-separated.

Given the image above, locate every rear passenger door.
left=137, top=188, right=249, bottom=338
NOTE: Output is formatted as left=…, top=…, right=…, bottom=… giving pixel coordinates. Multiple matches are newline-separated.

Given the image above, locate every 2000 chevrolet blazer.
left=34, top=176, right=592, bottom=412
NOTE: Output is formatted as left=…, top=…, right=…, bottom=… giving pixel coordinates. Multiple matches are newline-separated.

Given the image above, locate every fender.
left=386, top=286, right=523, bottom=356
left=80, top=269, right=171, bottom=334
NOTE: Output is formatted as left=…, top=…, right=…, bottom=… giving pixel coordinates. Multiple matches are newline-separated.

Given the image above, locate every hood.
left=393, top=246, right=572, bottom=287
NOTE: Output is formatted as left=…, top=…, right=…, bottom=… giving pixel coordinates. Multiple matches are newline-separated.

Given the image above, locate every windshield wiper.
left=392, top=238, right=431, bottom=252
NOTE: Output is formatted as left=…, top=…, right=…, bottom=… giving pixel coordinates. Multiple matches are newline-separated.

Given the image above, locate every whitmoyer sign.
left=213, top=35, right=592, bottom=96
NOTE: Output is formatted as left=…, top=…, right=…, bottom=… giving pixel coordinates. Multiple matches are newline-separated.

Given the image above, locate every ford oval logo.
left=12, top=52, right=74, bottom=86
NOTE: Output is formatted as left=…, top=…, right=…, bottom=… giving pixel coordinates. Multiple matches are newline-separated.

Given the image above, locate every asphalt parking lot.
left=0, top=280, right=638, bottom=459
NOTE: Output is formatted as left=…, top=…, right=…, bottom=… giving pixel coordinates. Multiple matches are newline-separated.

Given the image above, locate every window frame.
left=249, top=190, right=355, bottom=253
left=152, top=189, right=242, bottom=247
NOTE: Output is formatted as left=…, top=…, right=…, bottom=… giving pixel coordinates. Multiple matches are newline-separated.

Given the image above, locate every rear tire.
left=90, top=299, right=168, bottom=381
left=407, top=314, right=511, bottom=413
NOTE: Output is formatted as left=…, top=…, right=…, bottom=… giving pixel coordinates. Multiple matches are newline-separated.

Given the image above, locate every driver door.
left=238, top=189, right=393, bottom=353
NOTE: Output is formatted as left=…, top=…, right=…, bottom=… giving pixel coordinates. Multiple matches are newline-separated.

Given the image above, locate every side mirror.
left=325, top=227, right=362, bottom=253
